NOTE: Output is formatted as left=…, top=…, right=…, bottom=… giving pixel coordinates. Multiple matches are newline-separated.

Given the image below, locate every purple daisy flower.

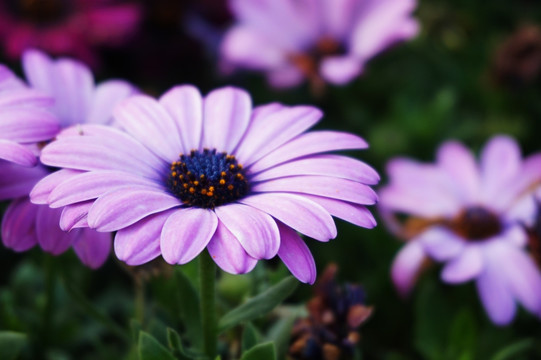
left=33, top=86, right=379, bottom=283
left=1, top=50, right=137, bottom=268
left=0, top=64, right=58, bottom=166
left=380, top=135, right=541, bottom=325
left=221, top=0, right=418, bottom=88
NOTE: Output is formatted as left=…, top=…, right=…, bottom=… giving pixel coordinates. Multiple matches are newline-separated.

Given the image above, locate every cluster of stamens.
left=450, top=206, right=502, bottom=241
left=167, top=148, right=249, bottom=209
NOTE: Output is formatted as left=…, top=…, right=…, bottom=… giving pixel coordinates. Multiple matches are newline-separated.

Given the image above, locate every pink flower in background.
left=380, top=135, right=541, bottom=325
left=33, top=86, right=379, bottom=283
left=0, top=65, right=58, bottom=166
left=221, top=0, right=418, bottom=89
left=0, top=0, right=141, bottom=66
left=1, top=50, right=137, bottom=268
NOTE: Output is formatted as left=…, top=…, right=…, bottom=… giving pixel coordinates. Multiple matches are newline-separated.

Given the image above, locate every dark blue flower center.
left=451, top=206, right=502, bottom=241
left=167, top=149, right=249, bottom=209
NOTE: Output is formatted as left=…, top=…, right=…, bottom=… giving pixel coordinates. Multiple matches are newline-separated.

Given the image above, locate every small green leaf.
left=241, top=323, right=259, bottom=352
left=131, top=319, right=142, bottom=343
left=138, top=331, right=176, bottom=360
left=491, top=338, right=535, bottom=360
left=241, top=342, right=277, bottom=360
left=0, top=331, right=27, bottom=360
left=218, top=276, right=298, bottom=333
left=175, top=268, right=203, bottom=348
left=266, top=316, right=296, bottom=359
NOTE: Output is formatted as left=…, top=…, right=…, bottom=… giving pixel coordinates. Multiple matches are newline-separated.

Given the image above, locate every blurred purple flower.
left=221, top=0, right=418, bottom=89
left=1, top=49, right=137, bottom=268
left=0, top=65, right=58, bottom=166
left=0, top=0, right=141, bottom=66
left=380, top=135, right=541, bottom=325
left=33, top=86, right=379, bottom=283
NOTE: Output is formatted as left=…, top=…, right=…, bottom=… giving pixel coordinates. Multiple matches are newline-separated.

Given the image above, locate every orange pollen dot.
left=209, top=186, right=215, bottom=192
left=229, top=164, right=235, bottom=170
left=207, top=192, right=214, bottom=197
left=219, top=179, right=226, bottom=185
left=194, top=181, right=199, bottom=186
left=200, top=174, right=205, bottom=179
left=236, top=174, right=244, bottom=180
left=189, top=187, right=195, bottom=193
left=183, top=184, right=188, bottom=189
left=201, top=189, right=207, bottom=195
left=179, top=175, right=183, bottom=179
left=228, top=185, right=234, bottom=190
left=221, top=171, right=227, bottom=177
left=172, top=171, right=177, bottom=177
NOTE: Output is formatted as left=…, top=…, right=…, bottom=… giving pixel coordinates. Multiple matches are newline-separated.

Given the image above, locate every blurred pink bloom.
left=380, top=135, right=541, bottom=325
left=0, top=0, right=141, bottom=66
left=1, top=50, right=137, bottom=268
left=221, top=0, right=418, bottom=89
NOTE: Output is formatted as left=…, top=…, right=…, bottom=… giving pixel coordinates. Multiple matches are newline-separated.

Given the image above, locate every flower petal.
left=319, top=55, right=363, bottom=85
left=252, top=175, right=377, bottom=205
left=301, top=194, right=376, bottom=228
left=88, top=80, right=138, bottom=125
left=72, top=229, right=111, bottom=269
left=1, top=197, right=38, bottom=252
left=207, top=221, right=258, bottom=274
left=36, top=206, right=74, bottom=255
left=249, top=131, right=368, bottom=173
left=391, top=240, right=426, bottom=297
left=441, top=245, right=483, bottom=283
left=240, top=193, right=336, bottom=241
left=202, top=87, right=252, bottom=153
left=251, top=154, right=379, bottom=185
left=215, top=203, right=280, bottom=259
left=59, top=201, right=93, bottom=231
left=0, top=139, right=37, bottom=166
left=277, top=222, right=317, bottom=284
left=30, top=169, right=82, bottom=204
left=0, top=161, right=48, bottom=200
left=161, top=208, right=218, bottom=264
left=159, top=85, right=203, bottom=153
left=235, top=105, right=322, bottom=166
left=87, top=187, right=179, bottom=232
left=0, top=108, right=59, bottom=142
left=114, top=210, right=174, bottom=265
left=476, top=264, right=517, bottom=326
left=418, top=227, right=465, bottom=261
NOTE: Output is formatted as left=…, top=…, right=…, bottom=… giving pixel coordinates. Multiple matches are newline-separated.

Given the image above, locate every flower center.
left=167, top=149, right=249, bottom=209
left=450, top=206, right=502, bottom=241
left=8, top=0, right=68, bottom=25
left=289, top=36, right=345, bottom=79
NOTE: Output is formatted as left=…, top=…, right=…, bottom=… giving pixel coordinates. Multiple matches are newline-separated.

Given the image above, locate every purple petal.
left=235, top=105, right=322, bottom=166
left=391, top=240, right=426, bottom=297
left=266, top=65, right=305, bottom=88
left=277, top=222, right=316, bottom=284
left=159, top=85, right=203, bottom=153
left=418, top=227, right=465, bottom=261
left=215, top=203, right=280, bottom=259
left=497, top=153, right=541, bottom=210
left=88, top=80, right=138, bottom=125
left=114, top=210, right=174, bottom=265
left=249, top=131, right=368, bottom=173
left=240, top=193, right=336, bottom=241
left=161, top=208, right=218, bottom=264
left=0, top=87, right=52, bottom=108
left=320, top=0, right=362, bottom=39
left=251, top=154, right=379, bottom=185
left=40, top=130, right=165, bottom=180
left=30, top=169, right=82, bottom=204
left=476, top=263, right=517, bottom=326
left=0, top=139, right=38, bottom=166
left=59, top=201, right=93, bottom=231
left=72, top=228, right=111, bottom=269
left=441, top=245, right=483, bottom=283
left=207, top=221, right=258, bottom=274
left=202, top=87, right=252, bottom=153
left=436, top=140, right=480, bottom=202
left=87, top=187, right=179, bottom=231
left=0, top=161, right=48, bottom=200
left=1, top=197, right=38, bottom=252
left=36, top=206, right=75, bottom=255
left=114, top=95, right=182, bottom=162
left=301, top=194, right=376, bottom=228
left=48, top=170, right=163, bottom=208
left=252, top=176, right=377, bottom=205
left=480, top=135, right=521, bottom=202
left=0, top=108, right=59, bottom=142
left=319, top=56, right=363, bottom=85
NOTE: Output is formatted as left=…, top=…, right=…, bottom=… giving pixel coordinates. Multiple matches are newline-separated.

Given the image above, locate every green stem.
left=199, top=251, right=217, bottom=359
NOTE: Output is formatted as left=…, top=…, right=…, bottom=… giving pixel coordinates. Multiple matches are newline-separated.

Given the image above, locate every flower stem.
left=199, top=251, right=217, bottom=359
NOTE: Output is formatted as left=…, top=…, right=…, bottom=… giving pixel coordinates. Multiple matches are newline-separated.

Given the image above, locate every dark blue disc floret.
left=167, top=148, right=249, bottom=209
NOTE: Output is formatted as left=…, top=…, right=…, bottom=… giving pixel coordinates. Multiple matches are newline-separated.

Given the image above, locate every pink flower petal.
left=72, top=228, right=111, bottom=269
left=441, top=245, right=483, bottom=283
left=277, top=222, right=317, bottom=284
left=1, top=197, right=38, bottom=252
left=391, top=240, right=426, bottom=297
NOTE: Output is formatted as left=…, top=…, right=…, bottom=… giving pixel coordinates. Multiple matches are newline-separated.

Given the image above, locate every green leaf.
left=491, top=338, right=535, bottom=360
left=240, top=342, right=277, bottom=360
left=175, top=268, right=203, bottom=348
left=446, top=308, right=476, bottom=360
left=131, top=319, right=142, bottom=343
left=218, top=276, right=298, bottom=333
left=241, top=323, right=259, bottom=353
left=166, top=327, right=203, bottom=360
left=265, top=316, right=296, bottom=360
left=0, top=331, right=27, bottom=360
left=138, top=331, right=176, bottom=360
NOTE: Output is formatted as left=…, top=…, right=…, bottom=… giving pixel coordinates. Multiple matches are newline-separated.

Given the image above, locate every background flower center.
left=450, top=206, right=502, bottom=241
left=167, top=148, right=249, bottom=209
